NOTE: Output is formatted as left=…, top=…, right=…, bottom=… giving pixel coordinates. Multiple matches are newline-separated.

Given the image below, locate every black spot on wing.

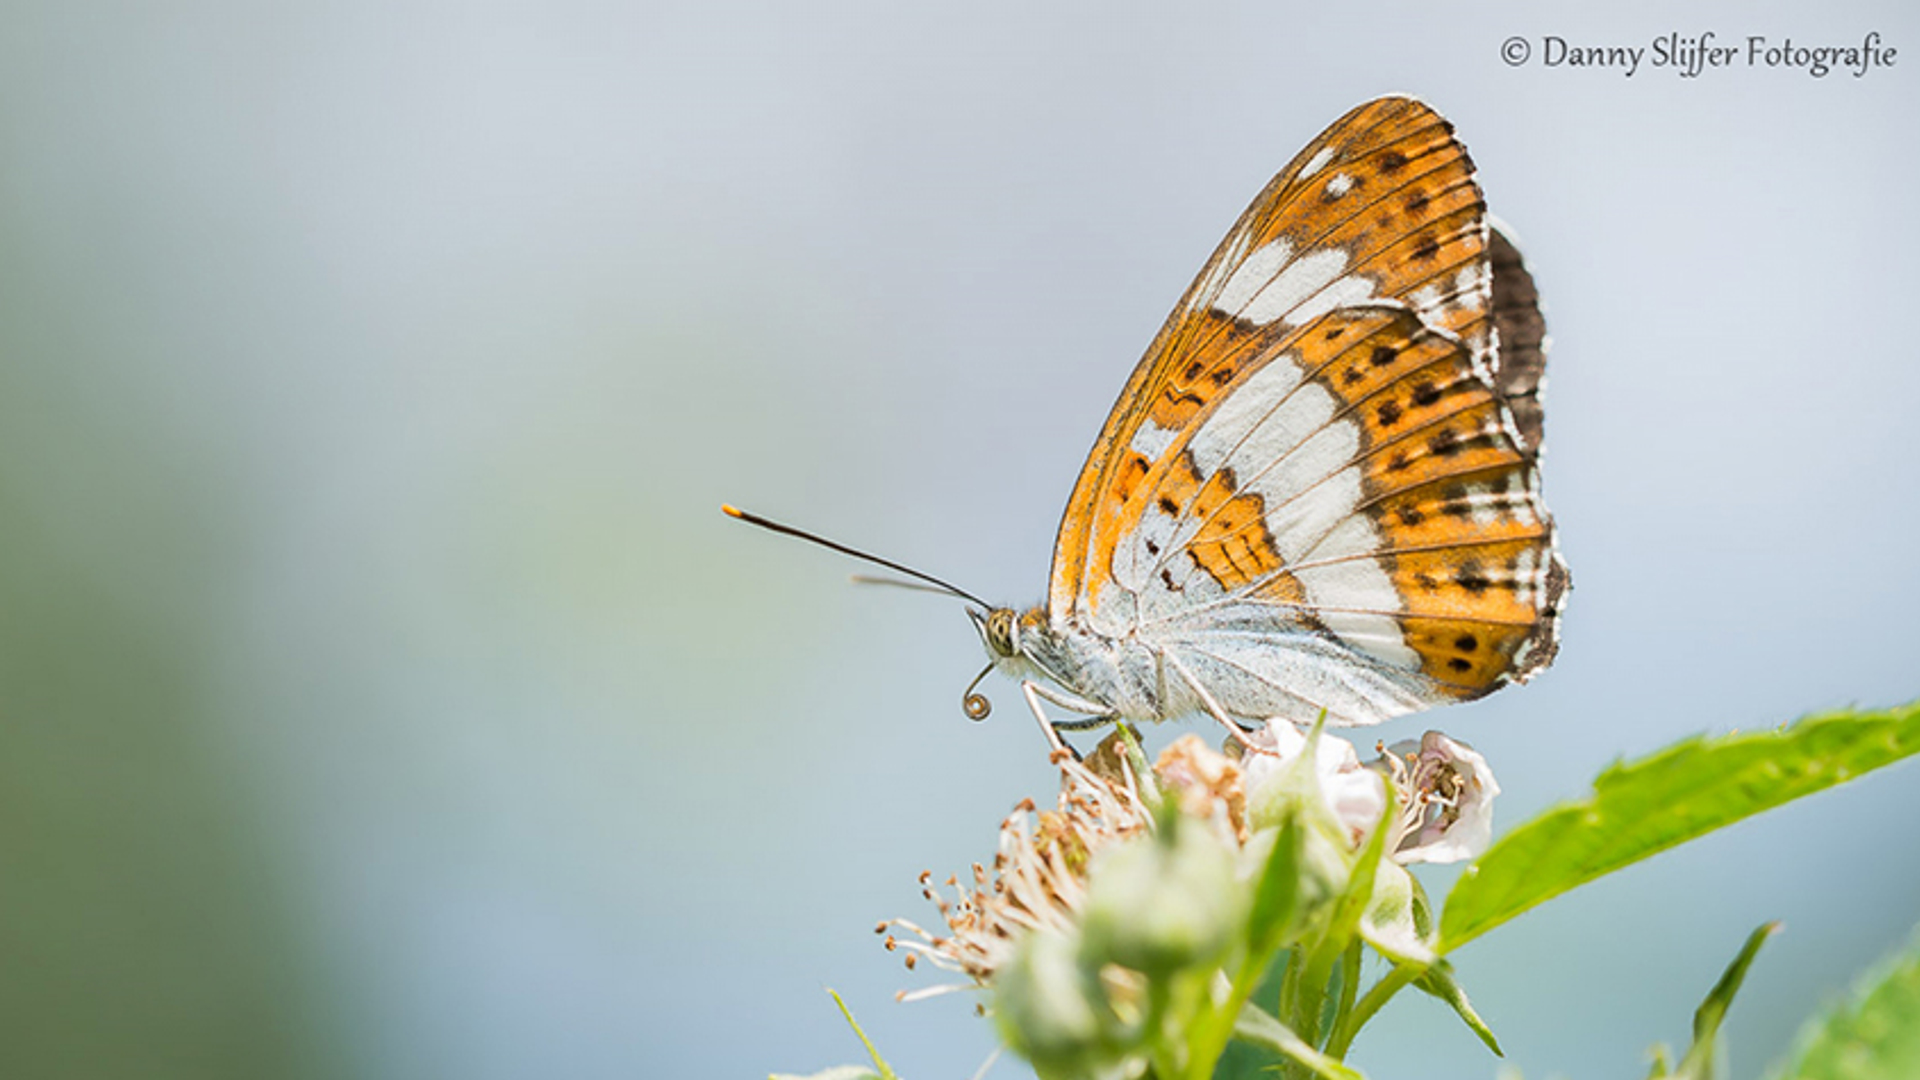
left=1456, top=561, right=1491, bottom=595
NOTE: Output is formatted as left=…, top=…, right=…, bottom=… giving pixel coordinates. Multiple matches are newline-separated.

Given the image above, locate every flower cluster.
left=880, top=720, right=1501, bottom=1077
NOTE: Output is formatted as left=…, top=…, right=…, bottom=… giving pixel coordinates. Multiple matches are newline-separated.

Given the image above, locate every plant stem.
left=1232, top=1005, right=1363, bottom=1080
left=1324, top=962, right=1422, bottom=1060
left=1291, top=933, right=1349, bottom=1047
left=1144, top=971, right=1179, bottom=1079
left=1276, top=944, right=1305, bottom=1028
left=1331, top=939, right=1362, bottom=1046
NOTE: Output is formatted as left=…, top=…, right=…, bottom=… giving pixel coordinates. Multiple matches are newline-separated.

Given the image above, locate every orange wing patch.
left=1188, top=489, right=1282, bottom=593
left=1397, top=614, right=1538, bottom=695
left=1366, top=469, right=1548, bottom=554
left=1392, top=535, right=1562, bottom=694
left=1363, top=399, right=1519, bottom=496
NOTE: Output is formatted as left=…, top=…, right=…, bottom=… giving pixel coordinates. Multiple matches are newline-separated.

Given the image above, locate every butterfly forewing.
left=1047, top=95, right=1566, bottom=723
left=1054, top=97, right=1489, bottom=614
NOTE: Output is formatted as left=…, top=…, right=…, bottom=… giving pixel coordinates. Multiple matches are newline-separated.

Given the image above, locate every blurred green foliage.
left=0, top=276, right=331, bottom=1077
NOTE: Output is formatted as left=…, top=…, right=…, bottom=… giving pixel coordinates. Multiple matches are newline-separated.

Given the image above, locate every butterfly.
left=728, top=95, right=1568, bottom=750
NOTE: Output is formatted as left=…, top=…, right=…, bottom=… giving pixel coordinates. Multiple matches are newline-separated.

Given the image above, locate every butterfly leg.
left=1021, top=680, right=1115, bottom=756
left=1160, top=651, right=1260, bottom=751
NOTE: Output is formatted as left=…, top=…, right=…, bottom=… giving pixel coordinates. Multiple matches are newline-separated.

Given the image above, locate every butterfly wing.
left=1047, top=96, right=1566, bottom=724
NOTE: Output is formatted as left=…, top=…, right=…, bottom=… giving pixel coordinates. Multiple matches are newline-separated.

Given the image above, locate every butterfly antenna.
left=721, top=504, right=991, bottom=608
left=849, top=574, right=969, bottom=598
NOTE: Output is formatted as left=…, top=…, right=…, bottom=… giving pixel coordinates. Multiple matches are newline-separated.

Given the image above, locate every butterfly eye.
left=986, top=609, right=1018, bottom=658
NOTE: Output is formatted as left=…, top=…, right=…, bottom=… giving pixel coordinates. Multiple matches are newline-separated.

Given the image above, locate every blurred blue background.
left=0, top=3, right=1915, bottom=1078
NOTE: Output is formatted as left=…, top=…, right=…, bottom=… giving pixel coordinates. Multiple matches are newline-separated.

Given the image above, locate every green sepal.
left=1359, top=861, right=1435, bottom=967
left=1246, top=816, right=1304, bottom=957
left=1413, top=960, right=1503, bottom=1057
left=1325, top=770, right=1395, bottom=951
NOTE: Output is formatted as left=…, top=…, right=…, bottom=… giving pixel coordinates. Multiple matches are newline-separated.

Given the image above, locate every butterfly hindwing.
left=1487, top=227, right=1549, bottom=454
left=1128, top=305, right=1559, bottom=698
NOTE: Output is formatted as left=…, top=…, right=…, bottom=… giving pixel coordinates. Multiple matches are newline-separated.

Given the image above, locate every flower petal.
left=1388, top=732, right=1500, bottom=865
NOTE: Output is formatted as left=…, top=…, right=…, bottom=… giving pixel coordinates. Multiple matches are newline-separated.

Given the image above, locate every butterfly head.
left=970, top=605, right=1051, bottom=664
left=971, top=606, right=1020, bottom=660
left=962, top=605, right=1052, bottom=721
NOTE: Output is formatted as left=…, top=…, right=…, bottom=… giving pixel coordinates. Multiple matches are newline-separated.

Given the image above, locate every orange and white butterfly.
left=728, top=95, right=1568, bottom=749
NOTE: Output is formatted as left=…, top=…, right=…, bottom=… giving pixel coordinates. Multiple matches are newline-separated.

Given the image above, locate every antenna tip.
left=720, top=503, right=744, bottom=518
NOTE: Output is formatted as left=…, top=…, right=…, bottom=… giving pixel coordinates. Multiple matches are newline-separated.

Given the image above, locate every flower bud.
left=993, top=927, right=1106, bottom=1073
left=1078, top=814, right=1240, bottom=978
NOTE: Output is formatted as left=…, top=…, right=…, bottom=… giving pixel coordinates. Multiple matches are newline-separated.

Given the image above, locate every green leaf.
left=1413, top=961, right=1502, bottom=1057
left=1768, top=926, right=1920, bottom=1080
left=1662, top=923, right=1779, bottom=1080
left=1441, top=700, right=1920, bottom=950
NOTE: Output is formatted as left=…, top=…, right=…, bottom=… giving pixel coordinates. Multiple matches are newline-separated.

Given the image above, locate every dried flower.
left=878, top=738, right=1155, bottom=996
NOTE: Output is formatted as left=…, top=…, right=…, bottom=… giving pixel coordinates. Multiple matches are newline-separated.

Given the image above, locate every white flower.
left=1375, top=732, right=1500, bottom=865
left=1241, top=720, right=1387, bottom=847
left=1234, top=722, right=1501, bottom=865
